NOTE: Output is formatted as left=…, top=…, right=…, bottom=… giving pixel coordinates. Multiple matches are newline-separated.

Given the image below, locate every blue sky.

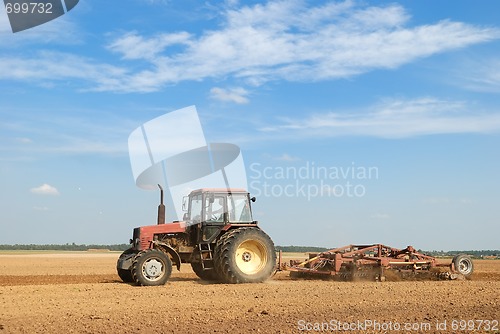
left=0, top=0, right=499, bottom=250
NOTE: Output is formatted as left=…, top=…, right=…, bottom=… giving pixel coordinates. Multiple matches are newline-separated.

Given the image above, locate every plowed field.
left=0, top=252, right=498, bottom=333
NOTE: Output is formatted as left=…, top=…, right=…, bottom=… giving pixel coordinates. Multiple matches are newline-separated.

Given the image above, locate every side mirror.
left=182, top=196, right=188, bottom=211
left=251, top=197, right=256, bottom=202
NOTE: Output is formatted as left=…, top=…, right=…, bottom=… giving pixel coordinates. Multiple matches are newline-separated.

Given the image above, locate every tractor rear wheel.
left=191, top=262, right=219, bottom=281
left=214, top=227, right=276, bottom=284
left=132, top=249, right=172, bottom=286
left=452, top=254, right=474, bottom=278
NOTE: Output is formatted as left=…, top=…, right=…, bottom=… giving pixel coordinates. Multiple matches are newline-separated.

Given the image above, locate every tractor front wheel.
left=131, top=249, right=172, bottom=286
left=214, top=227, right=276, bottom=284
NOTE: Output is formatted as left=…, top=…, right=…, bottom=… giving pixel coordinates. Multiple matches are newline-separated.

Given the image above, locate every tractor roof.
left=189, top=188, right=248, bottom=194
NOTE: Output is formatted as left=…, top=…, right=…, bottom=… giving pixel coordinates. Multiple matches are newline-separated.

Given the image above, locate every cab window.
left=205, top=196, right=226, bottom=222
left=228, top=195, right=252, bottom=222
left=188, top=194, right=202, bottom=223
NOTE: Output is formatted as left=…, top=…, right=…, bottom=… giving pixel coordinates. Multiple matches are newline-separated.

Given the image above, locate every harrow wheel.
left=132, top=249, right=172, bottom=286
left=452, top=254, right=474, bottom=278
left=214, top=227, right=276, bottom=284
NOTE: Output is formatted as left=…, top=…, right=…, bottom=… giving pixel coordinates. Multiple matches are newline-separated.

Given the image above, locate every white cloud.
left=99, top=1, right=499, bottom=91
left=0, top=51, right=128, bottom=90
left=107, top=31, right=191, bottom=61
left=459, top=198, right=474, bottom=204
left=225, top=0, right=239, bottom=7
left=260, top=97, right=500, bottom=138
left=0, top=1, right=498, bottom=92
left=30, top=184, right=60, bottom=196
left=16, top=137, right=32, bottom=144
left=210, top=87, right=249, bottom=104
left=455, top=58, right=500, bottom=93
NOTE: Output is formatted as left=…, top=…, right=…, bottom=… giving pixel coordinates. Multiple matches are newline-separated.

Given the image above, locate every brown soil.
left=0, top=253, right=498, bottom=333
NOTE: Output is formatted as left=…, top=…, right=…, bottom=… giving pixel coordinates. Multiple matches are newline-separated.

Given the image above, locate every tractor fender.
left=117, top=252, right=136, bottom=270
left=152, top=241, right=182, bottom=271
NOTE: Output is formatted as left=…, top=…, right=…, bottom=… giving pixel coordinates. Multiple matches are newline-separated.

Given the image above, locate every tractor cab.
left=184, top=188, right=255, bottom=224
left=183, top=188, right=257, bottom=244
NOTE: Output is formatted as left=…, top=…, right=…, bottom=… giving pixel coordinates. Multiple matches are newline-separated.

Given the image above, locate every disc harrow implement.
left=286, top=244, right=473, bottom=281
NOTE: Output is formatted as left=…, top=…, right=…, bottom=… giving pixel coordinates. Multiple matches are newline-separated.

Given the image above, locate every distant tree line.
left=420, top=249, right=499, bottom=258
left=0, top=244, right=497, bottom=257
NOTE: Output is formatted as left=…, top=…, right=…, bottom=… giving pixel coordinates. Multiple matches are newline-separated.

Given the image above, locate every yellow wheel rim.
left=235, top=239, right=268, bottom=275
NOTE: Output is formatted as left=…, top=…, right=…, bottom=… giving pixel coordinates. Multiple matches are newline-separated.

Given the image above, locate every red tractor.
left=117, top=186, right=276, bottom=286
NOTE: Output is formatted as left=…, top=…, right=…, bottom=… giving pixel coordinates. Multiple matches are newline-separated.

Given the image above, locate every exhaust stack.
left=157, top=184, right=165, bottom=225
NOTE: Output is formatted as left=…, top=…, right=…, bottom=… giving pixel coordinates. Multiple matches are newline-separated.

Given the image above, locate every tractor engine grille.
left=156, top=233, right=189, bottom=249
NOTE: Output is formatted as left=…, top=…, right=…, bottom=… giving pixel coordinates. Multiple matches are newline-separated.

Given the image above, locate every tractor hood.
left=132, top=221, right=188, bottom=250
